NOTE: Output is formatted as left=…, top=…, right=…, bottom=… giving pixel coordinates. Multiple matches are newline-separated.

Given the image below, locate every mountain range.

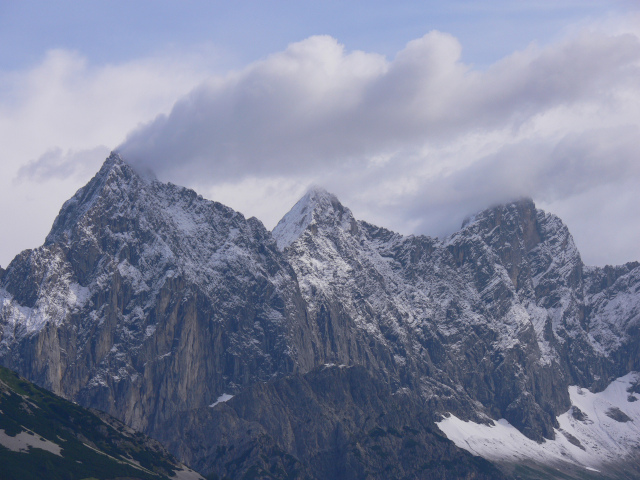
left=1, top=152, right=639, bottom=479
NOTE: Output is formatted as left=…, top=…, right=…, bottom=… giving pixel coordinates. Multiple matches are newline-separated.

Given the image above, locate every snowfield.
left=437, top=372, right=640, bottom=471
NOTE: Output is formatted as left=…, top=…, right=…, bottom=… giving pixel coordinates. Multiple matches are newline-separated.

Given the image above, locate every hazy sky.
left=1, top=1, right=639, bottom=267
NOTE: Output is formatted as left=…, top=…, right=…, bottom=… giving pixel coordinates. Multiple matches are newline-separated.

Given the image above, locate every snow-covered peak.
left=451, top=197, right=545, bottom=258
left=102, top=150, right=126, bottom=168
left=45, top=153, right=146, bottom=245
left=272, top=187, right=356, bottom=250
left=93, top=151, right=143, bottom=185
left=95, top=151, right=142, bottom=185
left=461, top=197, right=536, bottom=229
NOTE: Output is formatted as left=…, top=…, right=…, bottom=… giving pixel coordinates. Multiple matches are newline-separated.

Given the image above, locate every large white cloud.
left=121, top=28, right=640, bottom=171
left=3, top=19, right=640, bottom=268
left=0, top=49, right=213, bottom=266
left=118, top=23, right=640, bottom=266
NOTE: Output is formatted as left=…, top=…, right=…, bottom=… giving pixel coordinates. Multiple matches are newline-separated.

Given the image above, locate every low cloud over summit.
left=2, top=9, right=639, bottom=267
left=117, top=25, right=640, bottom=265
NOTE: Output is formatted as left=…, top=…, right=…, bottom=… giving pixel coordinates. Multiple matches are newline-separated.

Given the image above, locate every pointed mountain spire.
left=45, top=152, right=145, bottom=245
left=272, top=187, right=357, bottom=250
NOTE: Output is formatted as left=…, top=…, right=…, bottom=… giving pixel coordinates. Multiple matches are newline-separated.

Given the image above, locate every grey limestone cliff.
left=0, top=154, right=315, bottom=438
left=164, top=364, right=507, bottom=480
left=1, top=155, right=640, bottom=478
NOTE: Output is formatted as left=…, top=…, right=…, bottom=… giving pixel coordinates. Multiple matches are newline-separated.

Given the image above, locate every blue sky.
left=1, top=1, right=639, bottom=267
left=1, top=1, right=631, bottom=69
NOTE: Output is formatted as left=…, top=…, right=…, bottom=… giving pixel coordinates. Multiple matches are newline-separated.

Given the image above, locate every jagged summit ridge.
left=0, top=153, right=309, bottom=433
left=2, top=155, right=640, bottom=479
left=461, top=196, right=536, bottom=227
left=45, top=152, right=143, bottom=245
left=272, top=186, right=357, bottom=250
left=273, top=188, right=638, bottom=446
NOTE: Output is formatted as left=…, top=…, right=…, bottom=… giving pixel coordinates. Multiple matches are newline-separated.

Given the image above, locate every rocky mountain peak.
left=461, top=197, right=540, bottom=250
left=3, top=154, right=640, bottom=479
left=84, top=151, right=141, bottom=189
left=45, top=152, right=145, bottom=245
left=448, top=196, right=584, bottom=297
left=272, top=187, right=357, bottom=250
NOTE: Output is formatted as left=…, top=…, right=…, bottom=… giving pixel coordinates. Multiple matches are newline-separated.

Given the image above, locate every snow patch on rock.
left=209, top=393, right=234, bottom=408
left=437, top=372, right=640, bottom=470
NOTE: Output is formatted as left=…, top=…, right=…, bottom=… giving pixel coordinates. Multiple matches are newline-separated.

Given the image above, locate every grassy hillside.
left=0, top=365, right=203, bottom=480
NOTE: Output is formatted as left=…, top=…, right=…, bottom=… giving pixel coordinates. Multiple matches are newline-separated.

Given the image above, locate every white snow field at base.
left=437, top=372, right=640, bottom=471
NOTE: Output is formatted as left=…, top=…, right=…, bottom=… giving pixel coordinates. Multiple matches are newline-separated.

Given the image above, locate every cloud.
left=384, top=124, right=640, bottom=237
left=16, top=146, right=111, bottom=182
left=0, top=48, right=213, bottom=266
left=119, top=35, right=389, bottom=181
left=120, top=28, right=640, bottom=174
left=117, top=22, right=640, bottom=265
left=2, top=18, right=640, bottom=268
left=0, top=49, right=213, bottom=162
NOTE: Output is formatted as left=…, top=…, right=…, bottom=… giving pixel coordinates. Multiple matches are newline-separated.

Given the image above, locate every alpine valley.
left=1, top=153, right=639, bottom=479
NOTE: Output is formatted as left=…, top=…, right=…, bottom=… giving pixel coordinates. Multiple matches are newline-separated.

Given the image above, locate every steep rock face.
left=0, top=154, right=314, bottom=436
left=584, top=262, right=640, bottom=372
left=454, top=201, right=639, bottom=391
left=2, top=157, right=640, bottom=478
left=442, top=200, right=592, bottom=438
left=272, top=192, right=634, bottom=442
left=273, top=189, right=410, bottom=387
left=162, top=364, right=507, bottom=480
